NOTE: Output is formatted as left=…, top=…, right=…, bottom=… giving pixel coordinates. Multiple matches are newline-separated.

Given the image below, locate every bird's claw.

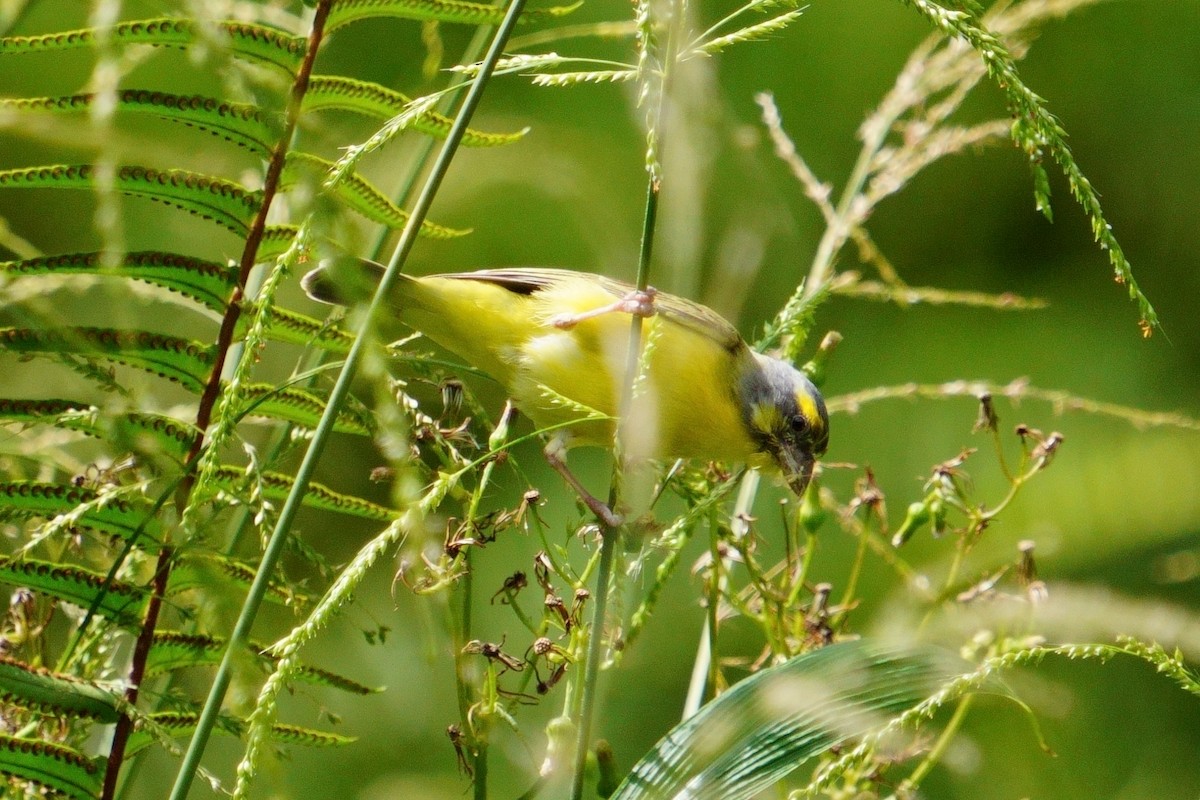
left=550, top=287, right=658, bottom=330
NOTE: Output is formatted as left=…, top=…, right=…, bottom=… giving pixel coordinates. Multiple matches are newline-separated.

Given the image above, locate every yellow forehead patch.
left=795, top=390, right=822, bottom=430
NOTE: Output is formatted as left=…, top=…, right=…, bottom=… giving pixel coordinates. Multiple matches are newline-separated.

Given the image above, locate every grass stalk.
left=569, top=127, right=664, bottom=798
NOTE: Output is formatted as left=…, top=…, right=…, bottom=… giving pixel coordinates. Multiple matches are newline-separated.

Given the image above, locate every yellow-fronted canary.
left=302, top=259, right=828, bottom=516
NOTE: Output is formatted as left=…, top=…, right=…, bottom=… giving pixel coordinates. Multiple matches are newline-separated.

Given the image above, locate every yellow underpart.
left=395, top=272, right=759, bottom=461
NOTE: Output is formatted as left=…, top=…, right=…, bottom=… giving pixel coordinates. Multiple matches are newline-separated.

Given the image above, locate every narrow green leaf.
left=0, top=733, right=102, bottom=800
left=0, top=92, right=277, bottom=156
left=0, top=17, right=306, bottom=72
left=212, top=466, right=394, bottom=520
left=146, top=631, right=252, bottom=676
left=0, top=657, right=123, bottom=723
left=304, top=76, right=527, bottom=147
left=0, top=398, right=197, bottom=457
left=125, top=711, right=355, bottom=758
left=690, top=9, right=805, bottom=56
left=255, top=305, right=356, bottom=353
left=269, top=722, right=358, bottom=747
left=259, top=225, right=300, bottom=261
left=285, top=663, right=380, bottom=696
left=281, top=153, right=468, bottom=239
left=167, top=555, right=308, bottom=607
left=148, top=631, right=377, bottom=695
left=0, top=251, right=236, bottom=313
left=327, top=0, right=581, bottom=29
left=0, top=165, right=261, bottom=237
left=239, top=384, right=373, bottom=436
left=0, top=481, right=156, bottom=544
left=0, top=327, right=215, bottom=393
left=0, top=556, right=145, bottom=624
left=611, top=640, right=960, bottom=800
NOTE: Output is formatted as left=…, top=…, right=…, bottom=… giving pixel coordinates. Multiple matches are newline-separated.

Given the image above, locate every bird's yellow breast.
left=397, top=273, right=759, bottom=461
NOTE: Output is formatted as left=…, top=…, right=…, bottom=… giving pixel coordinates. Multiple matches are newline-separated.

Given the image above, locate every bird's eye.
left=789, top=415, right=810, bottom=435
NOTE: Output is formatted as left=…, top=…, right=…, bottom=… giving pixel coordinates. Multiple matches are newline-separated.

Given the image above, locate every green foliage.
left=0, top=1, right=1195, bottom=800
left=0, top=17, right=307, bottom=70
left=611, top=640, right=960, bottom=800
left=0, top=165, right=260, bottom=236
left=0, top=1, right=535, bottom=796
left=0, top=734, right=102, bottom=800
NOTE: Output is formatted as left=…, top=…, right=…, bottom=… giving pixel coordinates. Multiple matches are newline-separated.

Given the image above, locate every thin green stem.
left=836, top=518, right=870, bottom=619
left=895, top=694, right=974, bottom=795
left=705, top=507, right=723, bottom=700
left=786, top=530, right=817, bottom=610
left=568, top=525, right=618, bottom=800
left=453, top=562, right=475, bottom=730
left=569, top=85, right=666, bottom=800
left=473, top=734, right=490, bottom=800
left=165, top=0, right=527, bottom=795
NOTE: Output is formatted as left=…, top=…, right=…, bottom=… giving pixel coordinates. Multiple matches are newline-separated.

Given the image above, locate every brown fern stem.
left=100, top=4, right=334, bottom=799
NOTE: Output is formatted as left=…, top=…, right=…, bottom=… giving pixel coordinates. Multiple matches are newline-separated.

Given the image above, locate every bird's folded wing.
left=431, top=268, right=748, bottom=355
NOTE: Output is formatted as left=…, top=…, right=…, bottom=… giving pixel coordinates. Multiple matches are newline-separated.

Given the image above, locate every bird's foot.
left=543, top=442, right=624, bottom=528
left=550, top=287, right=658, bottom=330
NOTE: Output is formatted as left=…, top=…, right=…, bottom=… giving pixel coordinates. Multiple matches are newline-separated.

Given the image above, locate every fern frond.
left=0, top=92, right=277, bottom=155
left=0, top=657, right=123, bottom=723
left=0, top=18, right=306, bottom=72
left=327, top=0, right=581, bottom=30
left=304, top=76, right=527, bottom=146
left=252, top=305, right=356, bottom=353
left=212, top=466, right=394, bottom=520
left=0, top=251, right=236, bottom=313
left=147, top=631, right=376, bottom=694
left=0, top=556, right=145, bottom=624
left=237, top=384, right=373, bottom=436
left=166, top=557, right=307, bottom=607
left=0, top=327, right=215, bottom=393
left=0, top=165, right=260, bottom=237
left=0, top=398, right=196, bottom=458
left=281, top=153, right=468, bottom=238
left=124, top=711, right=355, bottom=758
left=0, top=481, right=157, bottom=544
left=0, top=733, right=101, bottom=800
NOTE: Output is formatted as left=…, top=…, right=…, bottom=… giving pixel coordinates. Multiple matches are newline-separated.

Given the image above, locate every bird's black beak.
left=776, top=440, right=816, bottom=497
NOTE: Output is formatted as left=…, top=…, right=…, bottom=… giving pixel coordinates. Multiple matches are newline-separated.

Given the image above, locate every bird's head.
left=741, top=354, right=830, bottom=497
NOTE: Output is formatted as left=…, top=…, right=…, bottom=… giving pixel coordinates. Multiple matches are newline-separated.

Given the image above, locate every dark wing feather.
left=430, top=268, right=748, bottom=353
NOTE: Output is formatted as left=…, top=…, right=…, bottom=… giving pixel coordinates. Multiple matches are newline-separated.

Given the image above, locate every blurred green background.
left=2, top=1, right=1199, bottom=797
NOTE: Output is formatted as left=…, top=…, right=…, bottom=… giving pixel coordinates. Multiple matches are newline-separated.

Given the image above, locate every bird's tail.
left=301, top=256, right=411, bottom=307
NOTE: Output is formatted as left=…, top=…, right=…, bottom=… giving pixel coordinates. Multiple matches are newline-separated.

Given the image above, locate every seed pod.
left=892, top=500, right=931, bottom=548
left=799, top=479, right=826, bottom=534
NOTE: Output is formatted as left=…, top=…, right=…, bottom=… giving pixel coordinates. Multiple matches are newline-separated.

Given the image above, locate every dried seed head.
left=974, top=392, right=999, bottom=433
